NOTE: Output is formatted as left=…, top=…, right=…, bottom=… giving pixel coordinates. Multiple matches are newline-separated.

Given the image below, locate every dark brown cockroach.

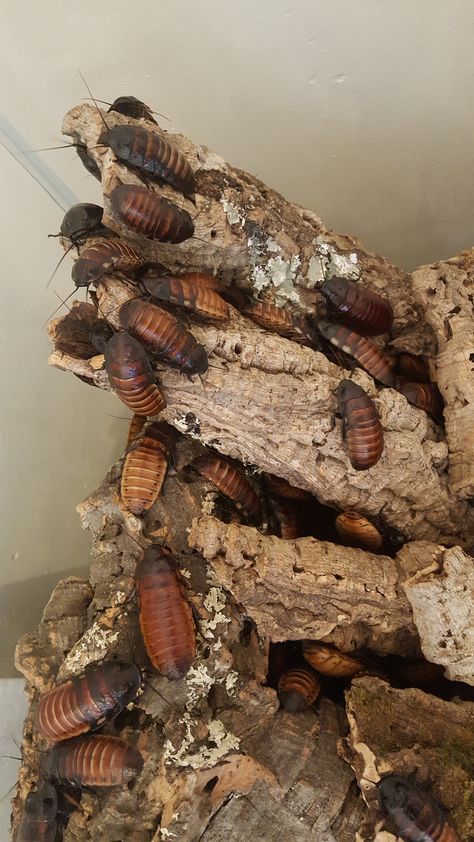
left=16, top=782, right=58, bottom=842
left=243, top=300, right=312, bottom=342
left=36, top=660, right=141, bottom=743
left=303, top=642, right=364, bottom=678
left=318, top=321, right=394, bottom=386
left=397, top=381, right=444, bottom=422
left=136, top=545, right=196, bottom=678
left=178, top=271, right=223, bottom=291
left=127, top=413, right=147, bottom=446
left=395, top=352, right=430, bottom=383
left=44, top=735, right=143, bottom=787
left=120, top=298, right=208, bottom=375
left=335, top=511, right=383, bottom=553
left=264, top=473, right=311, bottom=501
left=104, top=125, right=195, bottom=195
left=320, top=277, right=393, bottom=336
left=270, top=497, right=300, bottom=539
left=337, top=379, right=384, bottom=471
left=108, top=96, right=158, bottom=123
left=72, top=239, right=143, bottom=288
left=141, top=274, right=230, bottom=322
left=193, top=453, right=262, bottom=522
left=110, top=184, right=194, bottom=243
left=121, top=421, right=175, bottom=515
left=58, top=203, right=110, bottom=247
left=278, top=667, right=321, bottom=712
left=103, top=331, right=167, bottom=416
left=377, top=775, right=461, bottom=842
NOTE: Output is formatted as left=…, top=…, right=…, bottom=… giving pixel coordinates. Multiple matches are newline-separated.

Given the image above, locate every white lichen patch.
left=173, top=411, right=201, bottom=439
left=298, top=236, right=360, bottom=289
left=180, top=567, right=191, bottom=580
left=221, top=198, right=245, bottom=227
left=185, top=664, right=215, bottom=708
left=201, top=587, right=231, bottom=639
left=114, top=591, right=127, bottom=605
left=160, top=829, right=177, bottom=839
left=225, top=670, right=239, bottom=695
left=197, top=148, right=226, bottom=172
left=163, top=712, right=240, bottom=769
left=61, top=622, right=119, bottom=676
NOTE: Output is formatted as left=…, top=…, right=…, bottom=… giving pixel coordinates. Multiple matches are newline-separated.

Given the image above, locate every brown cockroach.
left=16, top=782, right=58, bottom=842
left=103, top=331, right=166, bottom=416
left=36, top=661, right=141, bottom=743
left=104, top=125, right=195, bottom=195
left=44, top=735, right=143, bottom=787
left=270, top=497, right=300, bottom=539
left=72, top=239, right=143, bottom=288
left=127, top=413, right=147, bottom=446
left=397, top=381, right=444, bottom=422
left=302, top=642, right=364, bottom=678
left=140, top=274, right=230, bottom=322
left=395, top=352, right=430, bottom=383
left=264, top=473, right=311, bottom=501
left=335, top=511, right=383, bottom=553
left=136, top=545, right=196, bottom=679
left=318, top=321, right=394, bottom=386
left=193, top=453, right=262, bottom=522
left=178, top=271, right=223, bottom=291
left=278, top=667, right=321, bottom=712
left=377, top=775, right=461, bottom=842
left=110, top=184, right=194, bottom=243
left=320, top=277, right=393, bottom=336
left=120, top=298, right=208, bottom=375
left=337, top=379, right=384, bottom=471
left=108, top=96, right=159, bottom=123
left=243, top=300, right=311, bottom=342
left=121, top=421, right=175, bottom=515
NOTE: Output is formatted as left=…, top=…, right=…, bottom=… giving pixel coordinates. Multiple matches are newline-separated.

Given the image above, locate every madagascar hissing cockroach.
left=104, top=125, right=195, bottom=195
left=120, top=298, right=208, bottom=375
left=58, top=203, right=110, bottom=247
left=302, top=641, right=364, bottom=678
left=121, top=421, right=175, bottom=515
left=103, top=331, right=166, bottom=416
left=377, top=774, right=461, bottom=842
left=16, top=782, right=58, bottom=842
left=270, top=497, right=300, bottom=539
left=243, top=300, right=312, bottom=343
left=193, top=453, right=262, bottom=522
left=177, top=272, right=223, bottom=291
left=397, top=381, right=444, bottom=422
left=72, top=239, right=143, bottom=288
left=395, top=352, right=430, bottom=383
left=110, top=184, right=194, bottom=243
left=335, top=511, right=383, bottom=553
left=318, top=321, right=394, bottom=386
left=36, top=660, right=141, bottom=743
left=278, top=667, right=321, bottom=712
left=320, top=277, right=393, bottom=336
left=141, top=274, right=230, bottom=322
left=108, top=96, right=158, bottom=123
left=44, top=735, right=143, bottom=787
left=127, top=413, right=147, bottom=446
left=337, top=379, right=384, bottom=471
left=136, top=545, right=196, bottom=679
left=264, top=473, right=311, bottom=501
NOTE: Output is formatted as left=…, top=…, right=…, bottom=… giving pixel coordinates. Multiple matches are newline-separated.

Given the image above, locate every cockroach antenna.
left=78, top=71, right=110, bottom=132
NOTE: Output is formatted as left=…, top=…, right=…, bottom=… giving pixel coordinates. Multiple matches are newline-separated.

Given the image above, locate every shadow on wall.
left=0, top=566, right=89, bottom=678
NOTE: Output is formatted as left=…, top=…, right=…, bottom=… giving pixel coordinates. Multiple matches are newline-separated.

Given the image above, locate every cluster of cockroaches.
left=19, top=92, right=455, bottom=841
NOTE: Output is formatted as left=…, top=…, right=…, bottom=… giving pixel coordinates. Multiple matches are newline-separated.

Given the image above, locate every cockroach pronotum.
left=44, top=735, right=143, bottom=787
left=104, top=125, right=195, bottom=195
left=242, top=300, right=311, bottom=342
left=16, top=782, right=58, bottom=842
left=141, top=274, right=230, bottom=322
left=108, top=96, right=158, bottom=123
left=303, top=642, right=364, bottom=678
left=395, top=352, right=430, bottom=383
left=110, top=184, right=194, bottom=243
left=127, top=413, right=147, bottom=446
left=318, top=321, right=394, bottom=386
left=72, top=240, right=143, bottom=288
left=337, top=379, right=384, bottom=471
left=120, top=298, right=208, bottom=375
left=103, top=331, right=166, bottom=416
left=121, top=421, right=175, bottom=515
left=377, top=775, right=461, bottom=842
left=335, top=511, right=383, bottom=553
left=58, top=203, right=110, bottom=247
left=36, top=660, right=141, bottom=743
left=320, top=277, right=393, bottom=336
left=193, top=453, right=262, bottom=522
left=397, top=381, right=444, bottom=422
left=278, top=667, right=321, bottom=712
left=271, top=497, right=300, bottom=539
left=136, top=545, right=196, bottom=679
left=264, top=473, right=311, bottom=501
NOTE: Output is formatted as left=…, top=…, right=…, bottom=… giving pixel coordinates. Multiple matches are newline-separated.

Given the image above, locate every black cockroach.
left=44, top=735, right=143, bottom=787
left=36, top=660, right=141, bottom=743
left=337, top=379, right=384, bottom=470
left=104, top=125, right=195, bottom=195
left=58, top=203, right=110, bottom=247
left=395, top=352, right=431, bottom=383
left=278, top=667, right=321, bottom=712
left=16, top=782, right=58, bottom=842
left=377, top=774, right=461, bottom=842
left=136, top=545, right=196, bottom=679
left=320, top=277, right=393, bottom=336
left=141, top=274, right=230, bottom=322
left=103, top=331, right=166, bottom=416
left=121, top=421, right=175, bottom=515
left=318, top=321, right=394, bottom=386
left=72, top=239, right=143, bottom=287
left=397, top=381, right=444, bottom=422
left=302, top=641, right=364, bottom=678
left=120, top=298, right=208, bottom=375
left=110, top=184, right=194, bottom=243
left=193, top=453, right=262, bottom=522
left=335, top=511, right=383, bottom=552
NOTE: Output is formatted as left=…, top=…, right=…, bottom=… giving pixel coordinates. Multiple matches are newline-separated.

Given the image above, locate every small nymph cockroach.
left=193, top=453, right=262, bottom=522
left=395, top=352, right=430, bottom=383
left=397, top=381, right=444, bottom=422
left=104, top=125, right=195, bottom=195
left=36, top=660, right=141, bottom=743
left=103, top=331, right=166, bottom=416
left=127, top=413, right=147, bottom=446
left=318, top=321, right=394, bottom=386
left=136, top=545, right=196, bottom=679
left=320, top=277, right=393, bottom=336
left=120, top=298, right=208, bottom=375
left=335, top=511, right=383, bottom=553
left=121, top=421, right=175, bottom=515
left=110, top=184, right=194, bottom=243
left=16, top=782, right=58, bottom=842
left=264, top=473, right=311, bottom=501
left=270, top=497, right=300, bottom=539
left=337, top=379, right=384, bottom=470
left=303, top=641, right=364, bottom=678
left=141, top=274, right=230, bottom=322
left=278, top=667, right=321, bottom=712
left=377, top=774, right=461, bottom=842
left=108, top=96, right=158, bottom=123
left=72, top=239, right=143, bottom=288
left=44, top=735, right=143, bottom=787
left=242, top=300, right=312, bottom=342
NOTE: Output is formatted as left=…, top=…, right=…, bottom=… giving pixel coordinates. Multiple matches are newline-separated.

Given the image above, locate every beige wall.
left=1, top=0, right=473, bottom=674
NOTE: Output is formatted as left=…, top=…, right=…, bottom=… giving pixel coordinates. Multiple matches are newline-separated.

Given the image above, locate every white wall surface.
left=0, top=1, right=473, bottom=675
